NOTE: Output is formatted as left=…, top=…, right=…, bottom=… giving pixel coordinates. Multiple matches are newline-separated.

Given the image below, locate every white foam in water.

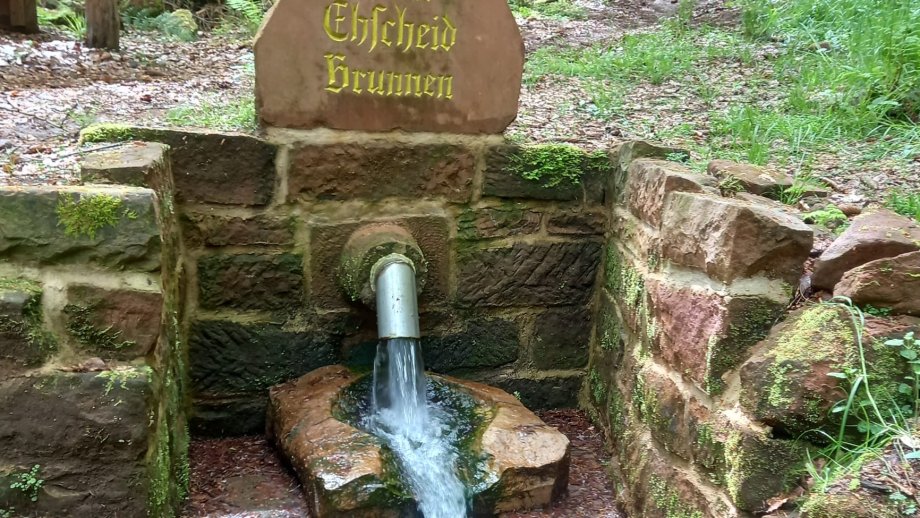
left=370, top=337, right=468, bottom=518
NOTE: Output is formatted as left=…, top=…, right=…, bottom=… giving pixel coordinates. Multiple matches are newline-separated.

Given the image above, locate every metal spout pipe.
left=373, top=255, right=421, bottom=339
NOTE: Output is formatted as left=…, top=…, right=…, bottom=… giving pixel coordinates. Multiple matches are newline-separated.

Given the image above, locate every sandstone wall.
left=0, top=143, right=187, bottom=517
left=77, top=125, right=609, bottom=436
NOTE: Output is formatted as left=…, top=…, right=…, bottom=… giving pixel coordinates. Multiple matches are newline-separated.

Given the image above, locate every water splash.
left=370, top=337, right=467, bottom=518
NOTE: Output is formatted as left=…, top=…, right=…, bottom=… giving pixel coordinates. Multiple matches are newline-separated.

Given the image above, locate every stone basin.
left=267, top=365, right=570, bottom=517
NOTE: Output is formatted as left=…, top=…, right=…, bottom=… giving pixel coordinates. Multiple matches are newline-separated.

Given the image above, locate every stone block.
left=423, top=316, right=521, bottom=373
left=625, top=159, right=706, bottom=228
left=310, top=216, right=450, bottom=309
left=456, top=204, right=542, bottom=240
left=707, top=159, right=792, bottom=198
left=189, top=319, right=339, bottom=398
left=80, top=142, right=170, bottom=187
left=254, top=0, right=524, bottom=134
left=661, top=192, right=813, bottom=285
left=0, top=369, right=152, bottom=517
left=190, top=396, right=269, bottom=437
left=197, top=253, right=304, bottom=311
left=835, top=251, right=920, bottom=316
left=721, top=428, right=806, bottom=512
left=634, top=364, right=692, bottom=461
left=493, top=373, right=584, bottom=409
left=0, top=279, right=54, bottom=376
left=646, top=278, right=785, bottom=394
left=457, top=241, right=601, bottom=307
left=0, top=186, right=161, bottom=271
left=531, top=307, right=591, bottom=369
left=482, top=144, right=610, bottom=202
left=617, top=140, right=689, bottom=174
left=546, top=209, right=606, bottom=236
left=812, top=210, right=920, bottom=290
left=133, top=128, right=276, bottom=206
left=181, top=212, right=295, bottom=248
left=288, top=143, right=475, bottom=203
left=64, top=285, right=163, bottom=361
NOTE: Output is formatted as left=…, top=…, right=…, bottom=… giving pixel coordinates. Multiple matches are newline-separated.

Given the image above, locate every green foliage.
left=225, top=0, right=265, bottom=35
left=78, top=123, right=134, bottom=144
left=56, top=193, right=126, bottom=239
left=805, top=299, right=920, bottom=492
left=166, top=96, right=256, bottom=132
left=153, top=9, right=197, bottom=42
left=9, top=465, right=43, bottom=503
left=717, top=175, right=744, bottom=197
left=64, top=304, right=136, bottom=352
left=511, top=144, right=605, bottom=188
left=37, top=7, right=86, bottom=38
left=776, top=173, right=826, bottom=205
left=886, top=190, right=920, bottom=222
left=508, top=0, right=587, bottom=21
left=802, top=205, right=849, bottom=234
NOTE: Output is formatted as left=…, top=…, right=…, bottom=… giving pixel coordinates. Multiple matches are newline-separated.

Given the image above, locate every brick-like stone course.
left=288, top=143, right=475, bottom=203
left=197, top=253, right=304, bottom=311
left=457, top=242, right=601, bottom=307
left=182, top=213, right=294, bottom=248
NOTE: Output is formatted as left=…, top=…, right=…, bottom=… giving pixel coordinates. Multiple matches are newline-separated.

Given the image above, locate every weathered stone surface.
left=423, top=316, right=520, bottom=373
left=254, top=0, right=523, bottom=134
left=834, top=251, right=920, bottom=316
left=0, top=279, right=53, bottom=376
left=80, top=142, right=170, bottom=187
left=64, top=285, right=162, bottom=361
left=181, top=212, right=295, bottom=248
left=79, top=126, right=276, bottom=206
left=625, top=159, right=706, bottom=228
left=311, top=216, right=450, bottom=309
left=189, top=320, right=339, bottom=398
left=457, top=204, right=542, bottom=240
left=191, top=396, right=269, bottom=437
left=493, top=374, right=584, bottom=409
left=617, top=141, right=689, bottom=173
left=661, top=192, right=813, bottom=285
left=197, top=253, right=304, bottom=311
left=812, top=210, right=920, bottom=290
left=531, top=307, right=591, bottom=369
left=482, top=144, right=609, bottom=202
left=289, top=143, right=474, bottom=203
left=707, top=159, right=792, bottom=198
left=738, top=306, right=913, bottom=437
left=634, top=364, right=692, bottom=460
left=546, top=210, right=606, bottom=236
left=0, top=369, right=152, bottom=517
left=338, top=224, right=427, bottom=306
left=0, top=186, right=161, bottom=271
left=647, top=278, right=784, bottom=394
left=457, top=242, right=601, bottom=307
left=722, top=428, right=806, bottom=511
left=268, top=366, right=570, bottom=517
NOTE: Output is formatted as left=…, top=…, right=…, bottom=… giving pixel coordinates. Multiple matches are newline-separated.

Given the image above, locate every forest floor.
left=4, top=0, right=914, bottom=212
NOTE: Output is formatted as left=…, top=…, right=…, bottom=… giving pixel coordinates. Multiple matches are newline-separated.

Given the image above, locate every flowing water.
left=370, top=337, right=468, bottom=518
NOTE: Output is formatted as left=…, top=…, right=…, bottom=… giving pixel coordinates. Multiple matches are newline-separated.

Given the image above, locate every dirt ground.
left=182, top=409, right=623, bottom=518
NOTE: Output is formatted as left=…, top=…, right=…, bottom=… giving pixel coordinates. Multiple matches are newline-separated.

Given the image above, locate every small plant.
left=778, top=173, right=826, bottom=206
left=802, top=205, right=848, bottom=233
left=56, top=193, right=125, bottom=239
left=166, top=96, right=257, bottom=132
left=883, top=331, right=919, bottom=419
left=862, top=304, right=892, bottom=317
left=717, top=175, right=744, bottom=197
left=225, top=0, right=266, bottom=35
left=887, top=190, right=920, bottom=222
left=10, top=465, right=43, bottom=502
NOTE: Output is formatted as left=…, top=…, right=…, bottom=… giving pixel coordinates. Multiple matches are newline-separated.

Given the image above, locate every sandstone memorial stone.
left=254, top=0, right=524, bottom=133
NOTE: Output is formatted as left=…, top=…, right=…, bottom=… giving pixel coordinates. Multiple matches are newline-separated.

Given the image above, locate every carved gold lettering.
left=386, top=71, right=403, bottom=96
left=439, top=15, right=456, bottom=51
left=424, top=74, right=437, bottom=96
left=323, top=1, right=348, bottom=42
left=367, top=71, right=387, bottom=95
left=416, top=24, right=430, bottom=49
left=324, top=53, right=349, bottom=93
left=438, top=75, right=453, bottom=99
left=369, top=5, right=388, bottom=52
left=406, top=73, right=422, bottom=97
left=350, top=3, right=369, bottom=46
left=381, top=20, right=395, bottom=47
left=352, top=70, right=367, bottom=93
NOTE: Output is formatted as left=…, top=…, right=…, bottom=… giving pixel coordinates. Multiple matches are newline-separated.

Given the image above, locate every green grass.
left=509, top=0, right=587, bottom=21
left=886, top=190, right=920, bottom=222
left=165, top=96, right=256, bottom=132
left=525, top=0, right=920, bottom=184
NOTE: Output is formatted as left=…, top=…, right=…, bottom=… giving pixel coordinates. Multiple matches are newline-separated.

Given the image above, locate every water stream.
left=370, top=337, right=468, bottom=518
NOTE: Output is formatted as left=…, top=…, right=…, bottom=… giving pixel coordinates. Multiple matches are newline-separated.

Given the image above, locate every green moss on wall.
left=78, top=123, right=135, bottom=144
left=64, top=304, right=136, bottom=352
left=648, top=475, right=704, bottom=518
left=511, top=144, right=612, bottom=188
left=56, top=193, right=136, bottom=240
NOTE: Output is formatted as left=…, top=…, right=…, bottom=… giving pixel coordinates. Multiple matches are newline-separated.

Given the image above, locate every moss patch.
left=78, top=123, right=135, bottom=144
left=63, top=304, right=136, bottom=352
left=647, top=474, right=704, bottom=518
left=56, top=193, right=136, bottom=240
left=0, top=278, right=57, bottom=366
left=511, top=144, right=611, bottom=188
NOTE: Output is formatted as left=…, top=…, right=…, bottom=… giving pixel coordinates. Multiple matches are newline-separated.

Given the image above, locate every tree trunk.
left=0, top=0, right=39, bottom=33
left=85, top=0, right=120, bottom=50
